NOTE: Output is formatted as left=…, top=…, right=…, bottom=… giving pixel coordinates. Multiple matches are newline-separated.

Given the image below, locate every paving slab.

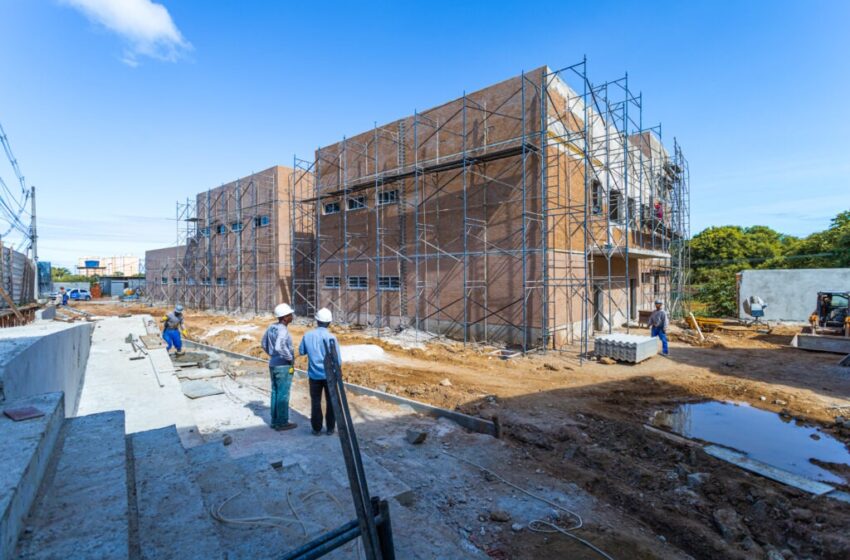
left=181, top=380, right=225, bottom=399
left=131, top=426, right=222, bottom=560
left=15, top=411, right=130, bottom=559
left=0, top=393, right=64, bottom=560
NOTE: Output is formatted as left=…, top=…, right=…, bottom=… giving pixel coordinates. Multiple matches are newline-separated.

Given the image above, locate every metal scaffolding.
left=291, top=59, right=690, bottom=356
left=148, top=168, right=288, bottom=314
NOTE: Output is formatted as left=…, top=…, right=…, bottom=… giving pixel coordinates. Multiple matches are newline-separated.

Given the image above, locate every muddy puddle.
left=653, top=400, right=850, bottom=485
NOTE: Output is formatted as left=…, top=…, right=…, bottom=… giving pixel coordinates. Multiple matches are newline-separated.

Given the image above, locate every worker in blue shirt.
left=299, top=308, right=341, bottom=435
left=59, top=287, right=69, bottom=306
left=648, top=299, right=670, bottom=356
left=261, top=303, right=297, bottom=431
left=161, top=305, right=187, bottom=356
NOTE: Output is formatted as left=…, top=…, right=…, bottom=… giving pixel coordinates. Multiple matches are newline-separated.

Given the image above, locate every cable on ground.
left=443, top=450, right=614, bottom=560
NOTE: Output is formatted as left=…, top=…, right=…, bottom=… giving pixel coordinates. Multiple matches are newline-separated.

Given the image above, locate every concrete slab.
left=15, top=411, right=130, bottom=559
left=177, top=368, right=226, bottom=381
left=704, top=445, right=835, bottom=495
left=184, top=376, right=410, bottom=502
left=790, top=333, right=850, bottom=355
left=180, top=380, right=224, bottom=399
left=76, top=316, right=202, bottom=446
left=130, top=426, right=222, bottom=560
left=236, top=456, right=352, bottom=560
left=186, top=443, right=292, bottom=559
left=0, top=393, right=64, bottom=560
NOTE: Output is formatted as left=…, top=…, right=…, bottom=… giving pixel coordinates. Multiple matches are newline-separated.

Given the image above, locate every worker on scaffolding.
left=648, top=299, right=670, bottom=356
left=299, top=307, right=341, bottom=436
left=161, top=304, right=187, bottom=356
left=261, top=303, right=298, bottom=432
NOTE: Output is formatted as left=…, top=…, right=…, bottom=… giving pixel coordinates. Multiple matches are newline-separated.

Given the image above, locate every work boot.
left=273, top=422, right=297, bottom=432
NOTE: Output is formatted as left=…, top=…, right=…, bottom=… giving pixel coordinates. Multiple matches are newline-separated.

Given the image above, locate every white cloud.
left=62, top=0, right=192, bottom=65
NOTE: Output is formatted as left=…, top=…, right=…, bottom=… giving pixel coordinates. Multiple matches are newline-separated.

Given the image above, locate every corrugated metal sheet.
left=0, top=246, right=35, bottom=307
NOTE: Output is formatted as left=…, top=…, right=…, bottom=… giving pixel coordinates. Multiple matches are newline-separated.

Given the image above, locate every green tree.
left=51, top=266, right=71, bottom=279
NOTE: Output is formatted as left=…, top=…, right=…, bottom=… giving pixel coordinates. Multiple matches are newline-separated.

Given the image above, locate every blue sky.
left=0, top=0, right=847, bottom=269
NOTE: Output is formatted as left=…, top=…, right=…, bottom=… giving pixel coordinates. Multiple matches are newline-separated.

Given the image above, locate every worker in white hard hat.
left=648, top=299, right=670, bottom=355
left=161, top=304, right=187, bottom=356
left=298, top=307, right=341, bottom=435
left=260, top=303, right=297, bottom=431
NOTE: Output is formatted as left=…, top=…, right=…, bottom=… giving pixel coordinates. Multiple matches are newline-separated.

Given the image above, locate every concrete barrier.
left=0, top=322, right=94, bottom=416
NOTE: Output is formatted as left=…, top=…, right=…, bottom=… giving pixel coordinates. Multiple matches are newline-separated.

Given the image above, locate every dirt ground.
left=76, top=301, right=850, bottom=559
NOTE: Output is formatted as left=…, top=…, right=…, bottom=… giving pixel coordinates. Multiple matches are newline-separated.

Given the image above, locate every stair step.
left=0, top=392, right=64, bottom=560
left=15, top=411, right=129, bottom=559
left=186, top=443, right=290, bottom=559
left=130, top=426, right=222, bottom=560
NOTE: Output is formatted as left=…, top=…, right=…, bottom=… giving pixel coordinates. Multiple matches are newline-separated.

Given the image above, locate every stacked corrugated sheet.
left=593, top=333, right=658, bottom=363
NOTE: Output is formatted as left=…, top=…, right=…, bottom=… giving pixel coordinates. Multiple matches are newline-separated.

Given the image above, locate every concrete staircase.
left=0, top=391, right=475, bottom=560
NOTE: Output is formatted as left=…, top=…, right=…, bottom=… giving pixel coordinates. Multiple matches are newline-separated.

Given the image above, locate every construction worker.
left=161, top=304, right=187, bottom=355
left=59, top=287, right=68, bottom=306
left=261, top=303, right=297, bottom=431
left=648, top=299, right=670, bottom=355
left=299, top=307, right=341, bottom=436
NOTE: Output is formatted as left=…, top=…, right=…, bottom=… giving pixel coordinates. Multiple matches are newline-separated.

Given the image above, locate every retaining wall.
left=0, top=322, right=94, bottom=416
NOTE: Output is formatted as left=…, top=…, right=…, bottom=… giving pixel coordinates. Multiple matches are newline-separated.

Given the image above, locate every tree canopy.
left=691, top=210, right=849, bottom=316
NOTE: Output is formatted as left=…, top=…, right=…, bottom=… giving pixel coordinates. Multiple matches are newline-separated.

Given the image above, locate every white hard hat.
left=315, top=308, right=332, bottom=323
left=655, top=299, right=663, bottom=305
left=175, top=304, right=184, bottom=313
left=274, top=303, right=294, bottom=318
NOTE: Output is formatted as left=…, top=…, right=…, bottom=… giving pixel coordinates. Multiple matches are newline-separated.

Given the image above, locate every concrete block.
left=0, top=393, right=64, bottom=560
left=15, top=411, right=130, bottom=559
left=130, top=426, right=221, bottom=560
left=0, top=322, right=94, bottom=416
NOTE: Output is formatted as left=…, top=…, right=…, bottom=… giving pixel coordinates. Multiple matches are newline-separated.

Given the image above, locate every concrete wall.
left=0, top=322, right=94, bottom=416
left=738, top=268, right=850, bottom=322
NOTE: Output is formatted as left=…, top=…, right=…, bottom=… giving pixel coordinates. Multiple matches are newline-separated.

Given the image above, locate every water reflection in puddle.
left=653, top=401, right=850, bottom=485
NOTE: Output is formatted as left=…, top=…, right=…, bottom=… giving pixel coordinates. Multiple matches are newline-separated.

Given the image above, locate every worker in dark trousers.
left=648, top=299, right=670, bottom=355
left=161, top=305, right=187, bottom=355
left=261, top=303, right=297, bottom=431
left=299, top=308, right=341, bottom=436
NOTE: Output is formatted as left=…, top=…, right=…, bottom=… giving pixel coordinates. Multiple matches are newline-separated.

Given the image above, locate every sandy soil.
left=76, top=301, right=850, bottom=559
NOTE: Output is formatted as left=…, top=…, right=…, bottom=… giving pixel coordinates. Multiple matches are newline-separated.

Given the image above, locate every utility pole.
left=30, top=185, right=38, bottom=298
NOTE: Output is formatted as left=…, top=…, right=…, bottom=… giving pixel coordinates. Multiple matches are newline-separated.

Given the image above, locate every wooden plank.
left=140, top=334, right=166, bottom=350
left=0, top=285, right=24, bottom=320
left=704, top=445, right=835, bottom=496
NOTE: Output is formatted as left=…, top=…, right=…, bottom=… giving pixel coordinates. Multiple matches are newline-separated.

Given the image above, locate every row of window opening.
left=199, top=215, right=271, bottom=237
left=323, top=190, right=398, bottom=215
left=323, top=275, right=400, bottom=291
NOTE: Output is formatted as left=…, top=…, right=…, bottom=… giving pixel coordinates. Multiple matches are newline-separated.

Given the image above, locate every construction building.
left=291, top=61, right=690, bottom=352
left=145, top=166, right=294, bottom=314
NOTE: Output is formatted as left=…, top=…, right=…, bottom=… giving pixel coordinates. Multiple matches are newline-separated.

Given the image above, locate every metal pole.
left=323, top=339, right=383, bottom=560
left=30, top=186, right=37, bottom=299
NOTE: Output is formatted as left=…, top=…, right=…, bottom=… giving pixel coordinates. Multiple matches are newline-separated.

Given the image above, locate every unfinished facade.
left=291, top=61, right=690, bottom=352
left=146, top=166, right=294, bottom=313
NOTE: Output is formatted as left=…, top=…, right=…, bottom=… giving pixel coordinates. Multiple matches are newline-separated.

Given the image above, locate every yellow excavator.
left=793, top=291, right=850, bottom=358
left=808, top=291, right=850, bottom=336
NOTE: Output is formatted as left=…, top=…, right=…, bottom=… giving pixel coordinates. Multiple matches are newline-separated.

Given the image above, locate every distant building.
left=77, top=256, right=140, bottom=277
left=144, top=166, right=294, bottom=313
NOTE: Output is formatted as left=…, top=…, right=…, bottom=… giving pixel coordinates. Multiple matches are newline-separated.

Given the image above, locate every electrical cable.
left=442, top=450, right=615, bottom=560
